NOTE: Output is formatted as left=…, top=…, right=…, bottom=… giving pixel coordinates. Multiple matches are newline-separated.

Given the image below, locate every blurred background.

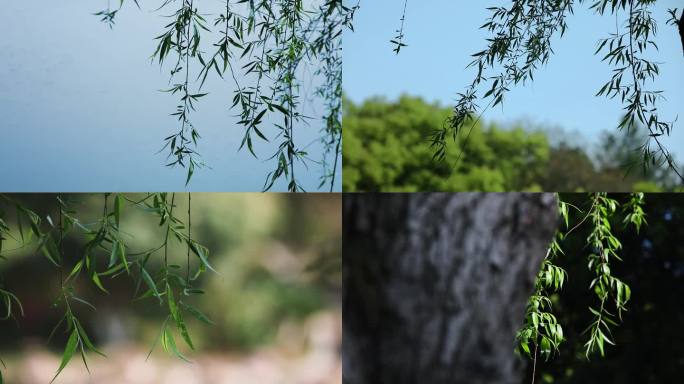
left=524, top=193, right=684, bottom=383
left=0, top=193, right=341, bottom=384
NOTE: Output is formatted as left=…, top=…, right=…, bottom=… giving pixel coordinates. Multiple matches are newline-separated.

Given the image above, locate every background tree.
left=343, top=96, right=677, bottom=192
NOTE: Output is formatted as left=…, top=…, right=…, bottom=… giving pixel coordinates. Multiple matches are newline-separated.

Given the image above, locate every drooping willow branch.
left=142, top=193, right=214, bottom=360
left=583, top=192, right=643, bottom=358
left=0, top=193, right=214, bottom=382
left=431, top=0, right=574, bottom=161
left=422, top=0, right=683, bottom=183
left=595, top=1, right=683, bottom=181
left=0, top=203, right=24, bottom=384
left=584, top=193, right=623, bottom=358
left=154, top=1, right=207, bottom=186
left=518, top=193, right=645, bottom=382
left=313, top=4, right=346, bottom=191
left=94, top=0, right=140, bottom=27
left=517, top=200, right=569, bottom=362
left=48, top=196, right=106, bottom=383
left=390, top=0, right=409, bottom=54
left=96, top=0, right=353, bottom=191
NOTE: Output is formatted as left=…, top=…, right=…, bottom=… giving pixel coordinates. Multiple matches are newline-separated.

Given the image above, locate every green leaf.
left=185, top=161, right=195, bottom=186
left=252, top=109, right=267, bottom=125
left=91, top=271, right=108, bottom=294
left=66, top=260, right=83, bottom=282
left=271, top=103, right=289, bottom=115
left=181, top=302, right=214, bottom=325
left=167, top=284, right=194, bottom=350
left=141, top=268, right=161, bottom=303
left=162, top=326, right=189, bottom=362
left=188, top=240, right=216, bottom=273
left=51, top=329, right=79, bottom=383
left=118, top=241, right=129, bottom=273
left=40, top=235, right=61, bottom=267
left=73, top=318, right=105, bottom=357
left=114, top=194, right=123, bottom=228
left=520, top=341, right=530, bottom=356
left=540, top=337, right=551, bottom=360
left=252, top=126, right=269, bottom=142
left=100, top=262, right=126, bottom=277
left=71, top=296, right=96, bottom=312
left=0, top=290, right=24, bottom=319
left=108, top=241, right=119, bottom=268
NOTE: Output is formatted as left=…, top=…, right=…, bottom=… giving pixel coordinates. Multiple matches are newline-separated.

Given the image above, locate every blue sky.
left=344, top=0, right=684, bottom=158
left=0, top=1, right=340, bottom=192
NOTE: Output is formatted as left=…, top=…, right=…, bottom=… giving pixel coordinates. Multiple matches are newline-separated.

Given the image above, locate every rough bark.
left=343, top=193, right=558, bottom=384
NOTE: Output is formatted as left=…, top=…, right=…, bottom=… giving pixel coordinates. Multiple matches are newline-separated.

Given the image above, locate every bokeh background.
left=0, top=193, right=341, bottom=384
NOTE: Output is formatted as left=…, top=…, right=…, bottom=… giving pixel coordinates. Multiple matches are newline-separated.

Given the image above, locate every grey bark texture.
left=343, top=193, right=558, bottom=384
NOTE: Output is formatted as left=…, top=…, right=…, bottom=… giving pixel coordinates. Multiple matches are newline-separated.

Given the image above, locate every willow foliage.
left=386, top=1, right=683, bottom=184
left=516, top=193, right=646, bottom=383
left=94, top=0, right=355, bottom=191
left=0, top=193, right=213, bottom=382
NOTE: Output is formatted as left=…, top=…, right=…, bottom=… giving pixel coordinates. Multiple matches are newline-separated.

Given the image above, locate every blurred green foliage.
left=343, top=96, right=680, bottom=192
left=0, top=194, right=340, bottom=353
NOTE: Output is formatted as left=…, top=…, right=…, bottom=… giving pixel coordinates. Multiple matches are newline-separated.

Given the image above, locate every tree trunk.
left=343, top=193, right=558, bottom=384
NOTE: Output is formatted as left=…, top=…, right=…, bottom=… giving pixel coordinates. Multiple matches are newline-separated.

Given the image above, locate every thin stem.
left=392, top=0, right=409, bottom=53
left=183, top=0, right=193, bottom=136
left=187, top=193, right=191, bottom=282
left=163, top=193, right=177, bottom=268
left=627, top=0, right=684, bottom=182
left=531, top=336, right=538, bottom=384
left=288, top=2, right=297, bottom=191
left=58, top=197, right=64, bottom=285
left=330, top=136, right=341, bottom=192
left=564, top=198, right=598, bottom=237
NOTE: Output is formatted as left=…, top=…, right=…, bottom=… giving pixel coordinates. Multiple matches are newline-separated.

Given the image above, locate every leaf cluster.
left=0, top=193, right=214, bottom=382
left=517, top=201, right=570, bottom=361
left=405, top=0, right=683, bottom=183
left=431, top=0, right=574, bottom=164
left=592, top=0, right=683, bottom=182
left=97, top=0, right=352, bottom=190
left=517, top=192, right=646, bottom=371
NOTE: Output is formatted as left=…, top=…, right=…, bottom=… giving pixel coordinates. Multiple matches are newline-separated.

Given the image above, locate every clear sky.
left=0, top=1, right=340, bottom=192
left=344, top=0, right=684, bottom=158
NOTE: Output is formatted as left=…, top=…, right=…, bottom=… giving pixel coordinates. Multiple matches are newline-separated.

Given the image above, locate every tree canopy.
left=343, top=96, right=678, bottom=192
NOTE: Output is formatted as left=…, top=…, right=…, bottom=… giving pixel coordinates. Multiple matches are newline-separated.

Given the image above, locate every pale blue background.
left=344, top=0, right=683, bottom=158
left=0, top=1, right=340, bottom=192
